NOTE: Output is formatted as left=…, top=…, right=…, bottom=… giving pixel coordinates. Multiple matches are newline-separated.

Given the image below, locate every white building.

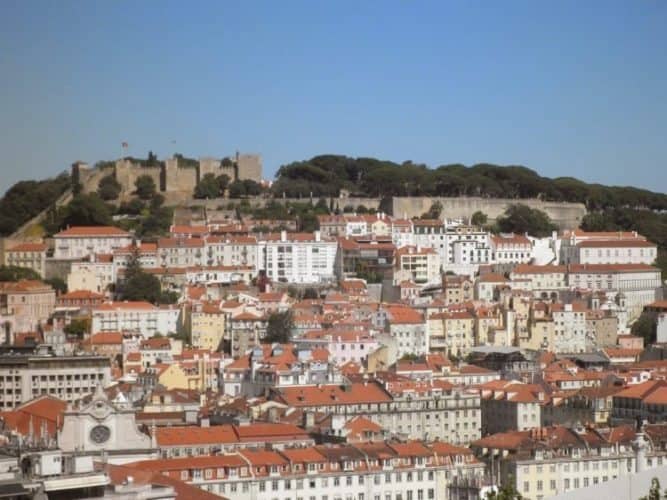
left=568, top=264, right=661, bottom=320
left=383, top=305, right=428, bottom=357
left=560, top=229, right=656, bottom=265
left=53, top=226, right=132, bottom=260
left=394, top=245, right=441, bottom=285
left=204, top=235, right=260, bottom=271
left=157, top=238, right=206, bottom=267
left=260, top=231, right=337, bottom=284
left=0, top=352, right=111, bottom=410
left=91, top=301, right=180, bottom=338
left=552, top=303, right=590, bottom=353
left=491, top=233, right=533, bottom=265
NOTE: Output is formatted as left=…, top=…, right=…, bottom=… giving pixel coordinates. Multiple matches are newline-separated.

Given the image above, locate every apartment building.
left=510, top=265, right=567, bottom=299
left=91, top=301, right=180, bottom=338
left=0, top=352, right=111, bottom=410
left=393, top=246, right=440, bottom=285
left=0, top=280, right=55, bottom=332
left=475, top=273, right=509, bottom=302
left=442, top=275, right=474, bottom=305
left=551, top=303, right=589, bottom=354
left=154, top=422, right=314, bottom=458
left=129, top=440, right=485, bottom=500
left=560, top=229, right=656, bottom=265
left=383, top=305, right=428, bottom=357
left=472, top=425, right=638, bottom=500
left=53, top=226, right=132, bottom=260
left=67, top=255, right=115, bottom=294
left=112, top=241, right=158, bottom=269
left=190, top=302, right=227, bottom=351
left=223, top=343, right=339, bottom=397
left=477, top=380, right=545, bottom=435
left=204, top=235, right=259, bottom=270
left=272, top=379, right=482, bottom=445
left=611, top=379, right=667, bottom=425
left=3, top=242, right=47, bottom=277
left=298, top=330, right=379, bottom=366
left=157, top=238, right=206, bottom=267
left=185, top=265, right=255, bottom=286
left=567, top=263, right=661, bottom=320
left=491, top=234, right=533, bottom=265
left=427, top=311, right=475, bottom=357
left=261, top=231, right=337, bottom=284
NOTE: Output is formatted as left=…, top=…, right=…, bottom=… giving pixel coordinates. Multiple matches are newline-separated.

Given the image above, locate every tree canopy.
left=0, top=266, right=41, bottom=282
left=0, top=173, right=71, bottom=236
left=194, top=173, right=230, bottom=199
left=97, top=174, right=122, bottom=200
left=264, top=311, right=293, bottom=344
left=496, top=204, right=558, bottom=237
left=134, top=175, right=157, bottom=200
left=271, top=155, right=667, bottom=211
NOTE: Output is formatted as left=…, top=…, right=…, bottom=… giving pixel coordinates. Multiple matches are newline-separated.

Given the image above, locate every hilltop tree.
left=135, top=175, right=157, bottom=200
left=194, top=173, right=222, bottom=199
left=59, top=193, right=113, bottom=228
left=496, top=204, right=557, bottom=237
left=422, top=201, right=443, bottom=219
left=471, top=211, right=488, bottom=226
left=97, top=174, right=122, bottom=201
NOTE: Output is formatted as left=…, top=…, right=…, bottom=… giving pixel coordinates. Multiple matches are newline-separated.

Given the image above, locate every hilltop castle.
left=72, top=153, right=262, bottom=203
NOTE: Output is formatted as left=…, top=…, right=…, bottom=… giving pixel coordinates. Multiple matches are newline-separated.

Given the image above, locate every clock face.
left=90, top=425, right=111, bottom=444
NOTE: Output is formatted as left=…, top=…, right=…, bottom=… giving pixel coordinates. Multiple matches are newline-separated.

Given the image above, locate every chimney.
left=280, top=230, right=287, bottom=242
left=315, top=230, right=321, bottom=242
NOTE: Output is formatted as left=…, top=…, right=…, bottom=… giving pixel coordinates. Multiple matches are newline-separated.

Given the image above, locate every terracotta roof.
left=7, top=242, right=47, bottom=252
left=103, top=462, right=222, bottom=500
left=59, top=290, right=105, bottom=300
left=577, top=239, right=655, bottom=248
left=491, top=234, right=531, bottom=246
left=513, top=264, right=567, bottom=274
left=94, top=301, right=158, bottom=311
left=386, top=306, right=423, bottom=324
left=0, top=395, right=66, bottom=438
left=86, top=332, right=123, bottom=345
left=275, top=382, right=392, bottom=407
left=55, top=226, right=130, bottom=237
left=569, top=263, right=658, bottom=273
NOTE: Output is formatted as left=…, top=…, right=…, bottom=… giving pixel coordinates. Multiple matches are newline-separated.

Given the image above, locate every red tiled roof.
left=577, top=240, right=655, bottom=248
left=275, top=383, right=392, bottom=407
left=8, top=242, right=47, bottom=252
left=55, top=226, right=130, bottom=237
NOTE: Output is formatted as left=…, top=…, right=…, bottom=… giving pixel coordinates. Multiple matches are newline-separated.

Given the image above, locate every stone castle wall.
left=392, top=196, right=587, bottom=229
left=114, top=160, right=163, bottom=200
left=74, top=154, right=263, bottom=202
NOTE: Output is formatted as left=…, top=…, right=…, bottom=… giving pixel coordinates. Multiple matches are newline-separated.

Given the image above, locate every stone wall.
left=75, top=154, right=263, bottom=202
left=114, top=160, right=163, bottom=201
left=236, top=154, right=262, bottom=183
left=164, top=158, right=198, bottom=198
left=392, top=196, right=586, bottom=229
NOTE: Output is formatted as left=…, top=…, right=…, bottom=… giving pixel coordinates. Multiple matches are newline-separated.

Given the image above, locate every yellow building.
left=158, top=355, right=220, bottom=392
left=428, top=311, right=475, bottom=357
left=190, top=302, right=227, bottom=351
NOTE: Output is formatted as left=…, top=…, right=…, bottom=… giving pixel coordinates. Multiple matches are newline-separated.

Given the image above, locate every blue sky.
left=1, top=0, right=666, bottom=194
